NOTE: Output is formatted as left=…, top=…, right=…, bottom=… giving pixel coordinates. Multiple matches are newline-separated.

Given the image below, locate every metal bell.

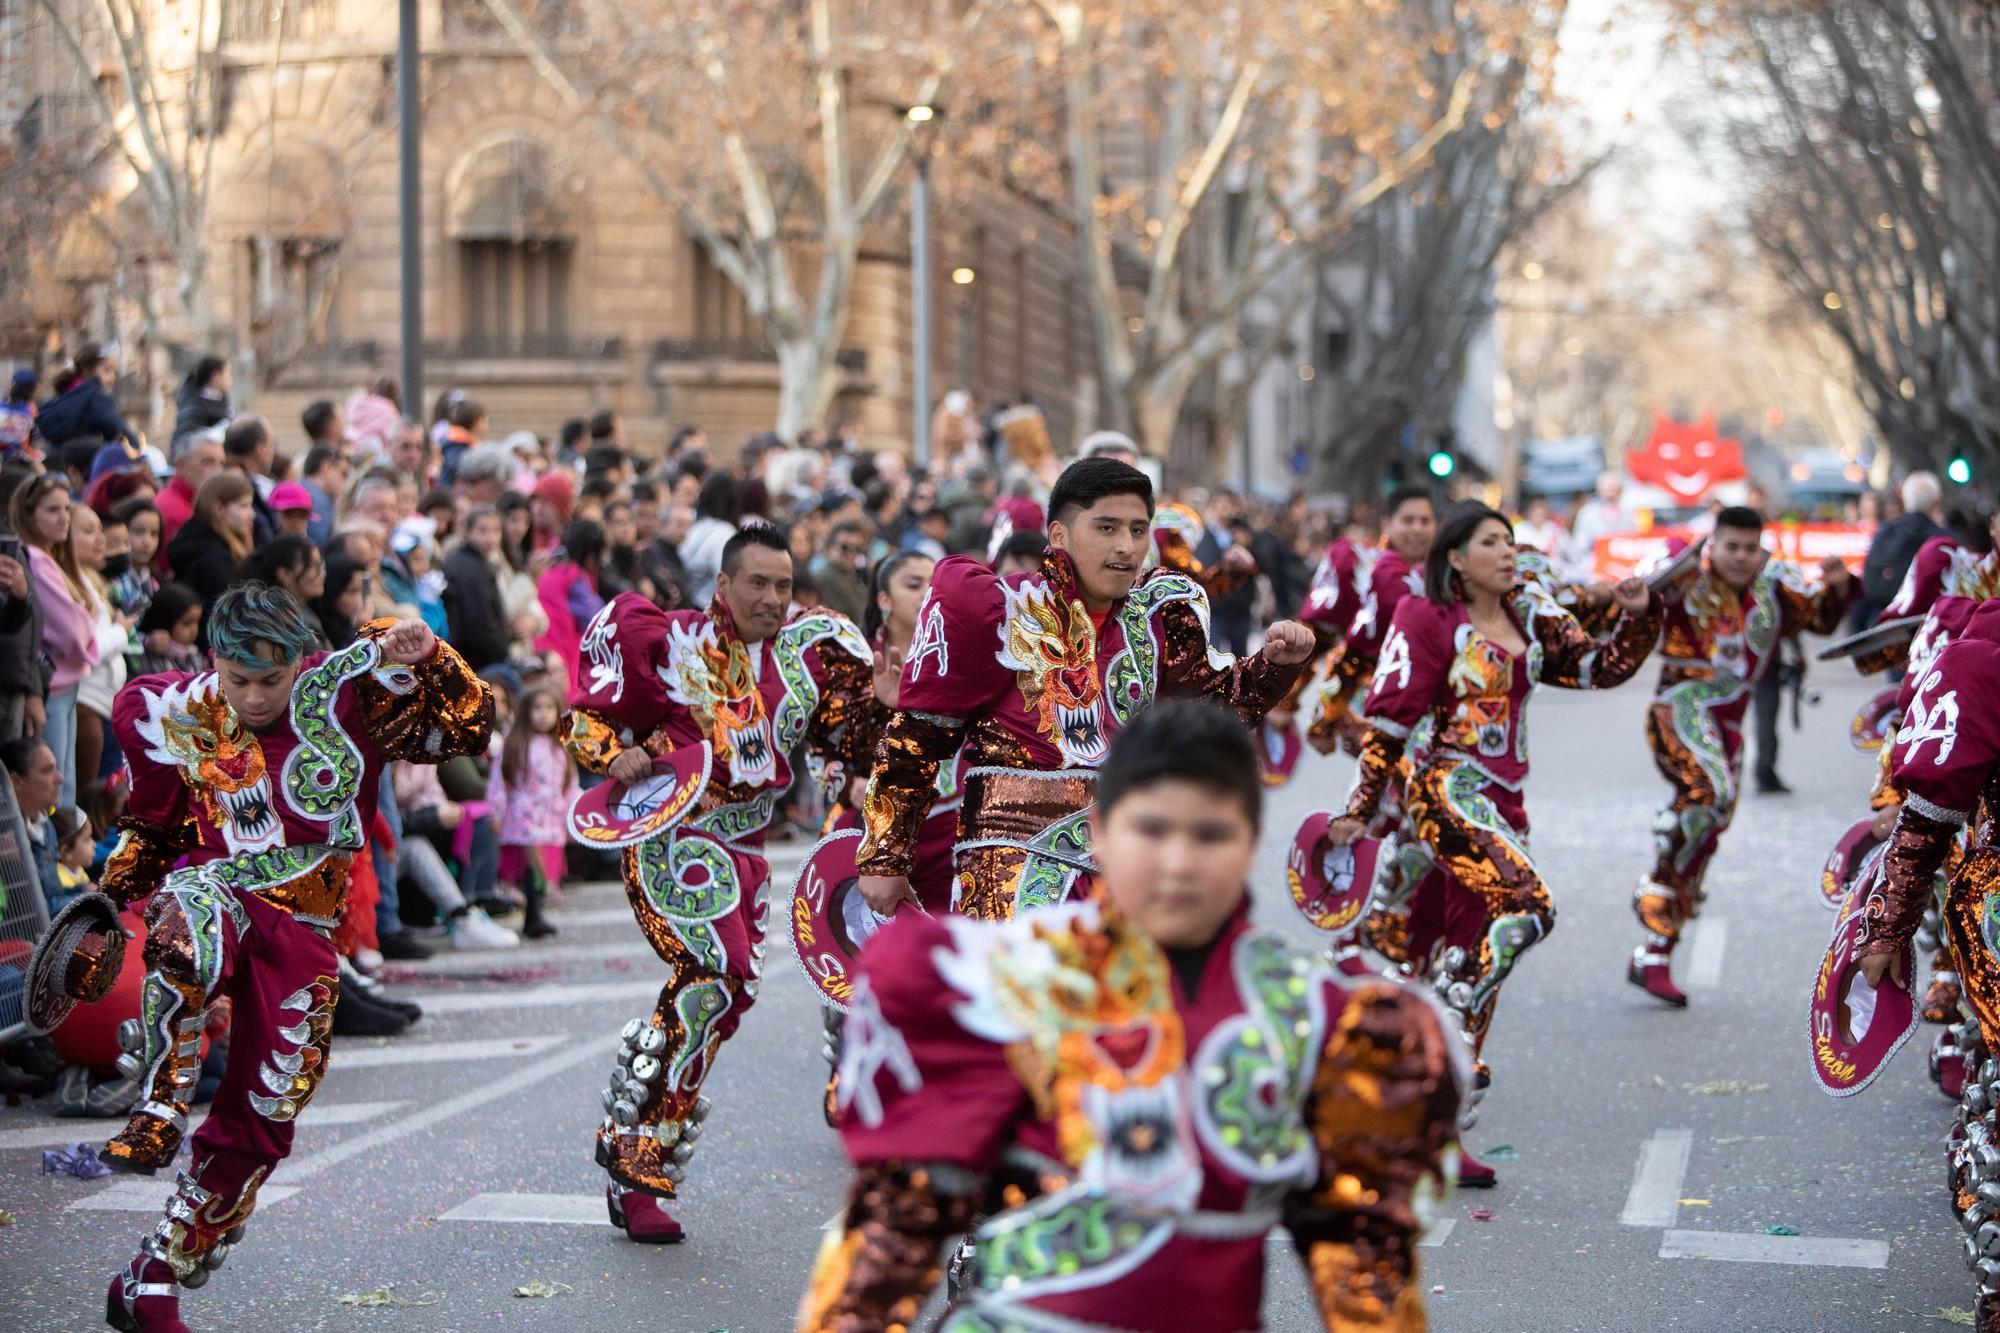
left=116, top=1054, right=140, bottom=1079
left=202, top=1244, right=230, bottom=1271
left=612, top=1098, right=639, bottom=1127
left=1445, top=982, right=1474, bottom=1011
left=1917, top=929, right=1941, bottom=953
left=223, top=1225, right=245, bottom=1246
left=623, top=1078, right=649, bottom=1105
left=631, top=1054, right=662, bottom=1084
left=117, top=1019, right=144, bottom=1053
left=1441, top=947, right=1468, bottom=973
left=1966, top=1205, right=1990, bottom=1235
left=692, top=1096, right=713, bottom=1122
left=600, top=1087, right=618, bottom=1113
left=1969, top=1085, right=1990, bottom=1116
left=1980, top=1059, right=1998, bottom=1085
left=1977, top=1181, right=2000, bottom=1211
left=680, top=1120, right=702, bottom=1144
left=621, top=1019, right=645, bottom=1044
left=1979, top=1258, right=2000, bottom=1291
left=669, top=1141, right=695, bottom=1166
left=637, top=1026, right=668, bottom=1056
left=1923, top=909, right=1942, bottom=934
left=1975, top=1221, right=2000, bottom=1260
left=663, top=1164, right=685, bottom=1185
left=1458, top=1106, right=1479, bottom=1132
left=181, top=1267, right=209, bottom=1290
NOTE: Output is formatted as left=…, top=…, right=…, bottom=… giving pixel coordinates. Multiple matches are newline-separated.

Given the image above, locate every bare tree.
left=1683, top=0, right=2000, bottom=473
left=486, top=0, right=1004, bottom=440
left=28, top=0, right=238, bottom=374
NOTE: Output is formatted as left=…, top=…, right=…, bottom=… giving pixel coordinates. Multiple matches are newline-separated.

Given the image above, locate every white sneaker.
left=449, top=906, right=521, bottom=950
left=352, top=947, right=384, bottom=976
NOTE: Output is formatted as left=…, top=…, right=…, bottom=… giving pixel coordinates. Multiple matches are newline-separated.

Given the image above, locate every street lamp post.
left=397, top=0, right=424, bottom=416
left=911, top=154, right=932, bottom=469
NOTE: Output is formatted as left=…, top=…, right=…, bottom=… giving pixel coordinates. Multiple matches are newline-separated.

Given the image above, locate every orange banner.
left=1593, top=523, right=1873, bottom=581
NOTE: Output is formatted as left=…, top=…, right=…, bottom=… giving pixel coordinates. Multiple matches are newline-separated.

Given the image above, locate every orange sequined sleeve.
left=807, top=641, right=880, bottom=774
left=1860, top=808, right=1959, bottom=961
left=101, top=817, right=194, bottom=908
left=563, top=706, right=630, bottom=778
left=1285, top=982, right=1461, bottom=1332
left=796, top=1161, right=981, bottom=1333
left=104, top=675, right=197, bottom=906
left=1344, top=726, right=1408, bottom=826
left=856, top=710, right=966, bottom=875
left=1777, top=571, right=1856, bottom=637
left=1158, top=599, right=1304, bottom=727
left=1307, top=646, right=1371, bottom=755
left=1532, top=593, right=1661, bottom=691
left=351, top=620, right=496, bottom=763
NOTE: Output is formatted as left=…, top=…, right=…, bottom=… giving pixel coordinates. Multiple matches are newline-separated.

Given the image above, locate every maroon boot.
left=104, top=1258, right=189, bottom=1333
left=606, top=1181, right=685, bottom=1244
left=1628, top=947, right=1688, bottom=1008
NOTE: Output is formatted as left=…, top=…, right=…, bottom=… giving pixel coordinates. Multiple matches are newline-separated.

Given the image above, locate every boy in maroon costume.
left=85, top=584, right=492, bottom=1332
left=856, top=457, right=1312, bottom=924
left=802, top=701, right=1462, bottom=1332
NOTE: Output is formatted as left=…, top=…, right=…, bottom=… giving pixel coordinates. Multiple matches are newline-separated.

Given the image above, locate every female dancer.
left=1323, top=505, right=1659, bottom=1183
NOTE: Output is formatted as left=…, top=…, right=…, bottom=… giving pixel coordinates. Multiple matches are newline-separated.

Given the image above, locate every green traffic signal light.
left=1947, top=455, right=1972, bottom=485
left=1427, top=451, right=1455, bottom=478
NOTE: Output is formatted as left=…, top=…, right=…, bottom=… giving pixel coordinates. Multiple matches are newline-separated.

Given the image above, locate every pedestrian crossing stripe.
left=71, top=1181, right=300, bottom=1212
left=440, top=1192, right=612, bottom=1226
left=0, top=1100, right=406, bottom=1152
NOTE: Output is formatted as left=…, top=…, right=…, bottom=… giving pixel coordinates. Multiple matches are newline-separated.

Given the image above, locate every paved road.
left=6, top=670, right=1975, bottom=1331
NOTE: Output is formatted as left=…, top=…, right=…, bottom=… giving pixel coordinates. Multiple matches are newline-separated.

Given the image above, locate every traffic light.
left=1947, top=454, right=1973, bottom=485
left=1427, top=449, right=1455, bottom=478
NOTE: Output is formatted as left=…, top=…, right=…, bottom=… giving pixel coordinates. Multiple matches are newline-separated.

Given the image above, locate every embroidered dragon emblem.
left=996, top=579, right=1107, bottom=766
left=661, top=619, right=776, bottom=787
left=133, top=674, right=282, bottom=854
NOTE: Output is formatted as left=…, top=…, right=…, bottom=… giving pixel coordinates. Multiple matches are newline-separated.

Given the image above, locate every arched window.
left=447, top=138, right=579, bottom=356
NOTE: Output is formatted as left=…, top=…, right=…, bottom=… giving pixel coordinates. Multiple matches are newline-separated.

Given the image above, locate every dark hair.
left=630, top=480, right=658, bottom=506
left=138, top=581, right=202, bottom=636
left=239, top=534, right=319, bottom=588
left=559, top=418, right=588, bottom=450
left=865, top=548, right=935, bottom=640
left=1424, top=503, right=1512, bottom=604
left=995, top=529, right=1048, bottom=568
left=313, top=554, right=367, bottom=647
left=670, top=425, right=702, bottom=452
left=447, top=396, right=485, bottom=431
left=1048, top=457, right=1154, bottom=529
left=588, top=410, right=618, bottom=441
left=1096, top=699, right=1261, bottom=829
left=192, top=355, right=228, bottom=389
left=1714, top=505, right=1764, bottom=534
left=208, top=581, right=318, bottom=668
left=0, top=734, right=51, bottom=778
left=579, top=475, right=619, bottom=505
left=502, top=685, right=575, bottom=790
left=0, top=459, right=41, bottom=527
left=559, top=518, right=606, bottom=571
left=301, top=400, right=338, bottom=443
left=222, top=415, right=269, bottom=459
left=304, top=444, right=341, bottom=478
left=720, top=522, right=789, bottom=577
left=1384, top=485, right=1435, bottom=521
left=110, top=494, right=159, bottom=532
left=584, top=443, right=626, bottom=475
left=696, top=470, right=740, bottom=523
left=417, top=488, right=453, bottom=517
left=62, top=438, right=101, bottom=479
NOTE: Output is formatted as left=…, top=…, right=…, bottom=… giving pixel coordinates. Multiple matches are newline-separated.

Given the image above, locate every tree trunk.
left=773, top=335, right=837, bottom=442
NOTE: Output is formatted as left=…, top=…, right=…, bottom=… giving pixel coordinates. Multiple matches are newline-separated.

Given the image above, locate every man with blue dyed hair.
left=61, top=582, right=494, bottom=1332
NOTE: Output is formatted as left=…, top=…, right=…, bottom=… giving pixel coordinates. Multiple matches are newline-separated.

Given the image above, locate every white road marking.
left=277, top=1032, right=618, bottom=1185
left=1658, top=1229, right=1888, bottom=1268
left=1619, top=1129, right=1693, bottom=1228
left=1686, top=919, right=1729, bottom=991
left=331, top=1034, right=568, bottom=1069
left=0, top=1100, right=405, bottom=1152
left=411, top=981, right=660, bottom=1015
left=70, top=1181, right=299, bottom=1212
left=387, top=941, right=656, bottom=976
left=439, top=1191, right=611, bottom=1226
left=550, top=906, right=641, bottom=928
left=1421, top=1218, right=1456, bottom=1248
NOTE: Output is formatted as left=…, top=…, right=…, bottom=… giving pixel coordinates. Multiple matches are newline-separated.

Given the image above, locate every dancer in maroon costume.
left=802, top=702, right=1462, bottom=1332
left=85, top=584, right=492, bottom=1333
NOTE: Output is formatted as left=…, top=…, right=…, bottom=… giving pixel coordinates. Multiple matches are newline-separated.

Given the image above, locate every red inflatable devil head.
left=1627, top=412, right=1747, bottom=505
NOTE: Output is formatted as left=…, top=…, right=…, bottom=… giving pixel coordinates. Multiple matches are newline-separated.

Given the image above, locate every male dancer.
left=855, top=457, right=1312, bottom=922
left=802, top=701, right=1462, bottom=1331
left=564, top=525, right=873, bottom=1242
left=77, top=584, right=492, bottom=1332
left=1630, top=507, right=1853, bottom=1005
left=1305, top=486, right=1436, bottom=755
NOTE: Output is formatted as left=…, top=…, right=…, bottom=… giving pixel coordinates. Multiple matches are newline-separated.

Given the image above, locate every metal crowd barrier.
left=0, top=775, right=53, bottom=1045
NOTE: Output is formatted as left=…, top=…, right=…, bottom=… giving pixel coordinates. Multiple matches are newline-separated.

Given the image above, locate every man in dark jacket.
left=170, top=355, right=232, bottom=446
left=441, top=506, right=512, bottom=671
left=1856, top=471, right=1948, bottom=628
left=36, top=343, right=137, bottom=449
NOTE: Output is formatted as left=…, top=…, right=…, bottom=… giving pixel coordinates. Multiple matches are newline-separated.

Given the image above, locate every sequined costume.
left=1633, top=561, right=1852, bottom=967
left=1151, top=502, right=1254, bottom=600
left=1883, top=535, right=2000, bottom=625
left=100, top=623, right=491, bottom=1329
left=1852, top=598, right=2000, bottom=1330
left=798, top=899, right=1463, bottom=1332
left=564, top=593, right=872, bottom=1221
left=1307, top=546, right=1422, bottom=756
left=1344, top=589, right=1661, bottom=1066
left=857, top=549, right=1303, bottom=921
